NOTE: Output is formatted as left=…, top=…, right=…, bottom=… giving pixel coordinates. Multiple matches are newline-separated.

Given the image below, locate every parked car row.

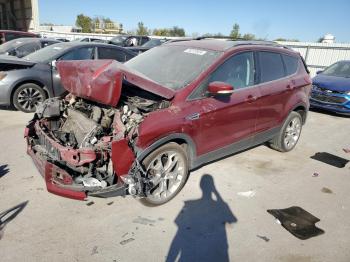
left=0, top=41, right=137, bottom=112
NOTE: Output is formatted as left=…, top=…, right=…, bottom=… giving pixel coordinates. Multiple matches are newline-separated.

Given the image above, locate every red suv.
left=25, top=39, right=311, bottom=205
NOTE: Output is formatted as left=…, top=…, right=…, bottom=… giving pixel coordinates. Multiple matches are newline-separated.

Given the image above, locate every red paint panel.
left=57, top=60, right=175, bottom=106
left=111, top=139, right=135, bottom=176
left=57, top=60, right=123, bottom=106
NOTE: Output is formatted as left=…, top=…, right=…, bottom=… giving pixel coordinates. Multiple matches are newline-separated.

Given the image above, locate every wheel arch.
left=11, top=80, right=48, bottom=105
left=290, top=103, right=308, bottom=124
left=136, top=133, right=197, bottom=169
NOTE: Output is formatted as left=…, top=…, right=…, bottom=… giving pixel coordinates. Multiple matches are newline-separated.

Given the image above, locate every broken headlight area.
left=25, top=86, right=170, bottom=199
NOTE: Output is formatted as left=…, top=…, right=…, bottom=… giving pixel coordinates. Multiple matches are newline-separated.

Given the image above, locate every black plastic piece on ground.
left=267, top=206, right=325, bottom=240
left=310, top=152, right=349, bottom=168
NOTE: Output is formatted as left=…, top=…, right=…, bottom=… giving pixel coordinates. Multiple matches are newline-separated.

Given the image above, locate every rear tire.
left=269, top=111, right=302, bottom=152
left=13, top=83, right=46, bottom=113
left=140, top=142, right=189, bottom=206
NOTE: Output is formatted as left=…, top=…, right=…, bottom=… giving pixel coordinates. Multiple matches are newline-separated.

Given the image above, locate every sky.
left=39, top=0, right=350, bottom=43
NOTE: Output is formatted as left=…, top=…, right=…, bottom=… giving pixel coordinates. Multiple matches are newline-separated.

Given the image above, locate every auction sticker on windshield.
left=184, top=48, right=207, bottom=55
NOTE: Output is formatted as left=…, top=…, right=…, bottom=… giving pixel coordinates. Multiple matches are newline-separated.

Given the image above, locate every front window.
left=110, top=36, right=127, bottom=44
left=125, top=45, right=221, bottom=90
left=24, top=43, right=71, bottom=63
left=141, top=39, right=167, bottom=48
left=322, top=61, right=350, bottom=78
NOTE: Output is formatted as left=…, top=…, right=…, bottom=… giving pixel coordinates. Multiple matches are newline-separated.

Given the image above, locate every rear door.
left=255, top=51, right=290, bottom=132
left=188, top=51, right=260, bottom=156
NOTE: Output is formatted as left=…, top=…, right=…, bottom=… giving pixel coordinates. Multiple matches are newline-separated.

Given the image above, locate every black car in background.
left=0, top=38, right=61, bottom=58
left=0, top=42, right=136, bottom=112
left=126, top=38, right=168, bottom=54
left=109, top=35, right=150, bottom=47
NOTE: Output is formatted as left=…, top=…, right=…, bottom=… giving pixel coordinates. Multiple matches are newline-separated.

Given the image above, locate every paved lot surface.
left=0, top=108, right=349, bottom=262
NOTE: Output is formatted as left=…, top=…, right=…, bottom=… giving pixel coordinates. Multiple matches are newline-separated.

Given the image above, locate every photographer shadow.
left=166, top=174, right=237, bottom=262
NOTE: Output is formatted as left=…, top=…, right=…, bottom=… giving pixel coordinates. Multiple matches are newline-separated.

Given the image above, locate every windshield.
left=110, top=36, right=127, bottom=44
left=0, top=39, right=30, bottom=53
left=142, top=39, right=166, bottom=48
left=125, top=45, right=221, bottom=90
left=322, top=61, right=350, bottom=78
left=24, top=42, right=70, bottom=63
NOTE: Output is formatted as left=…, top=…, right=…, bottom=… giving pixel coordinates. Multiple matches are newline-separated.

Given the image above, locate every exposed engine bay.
left=26, top=84, right=170, bottom=198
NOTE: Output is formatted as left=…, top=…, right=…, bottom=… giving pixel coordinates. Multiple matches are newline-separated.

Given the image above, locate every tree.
left=169, top=26, right=185, bottom=37
left=136, top=22, right=149, bottom=35
left=230, top=23, right=241, bottom=39
left=75, top=14, right=92, bottom=33
left=153, top=28, right=170, bottom=36
left=242, top=33, right=255, bottom=40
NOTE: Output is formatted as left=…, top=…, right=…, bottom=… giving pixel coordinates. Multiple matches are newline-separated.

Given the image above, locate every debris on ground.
left=256, top=235, right=270, bottom=242
left=237, top=190, right=256, bottom=198
left=122, top=232, right=128, bottom=238
left=132, top=216, right=156, bottom=225
left=312, top=172, right=319, bottom=177
left=120, top=238, right=135, bottom=245
left=267, top=206, right=325, bottom=240
left=343, top=148, right=350, bottom=153
left=86, top=201, right=95, bottom=206
left=321, top=187, right=333, bottom=194
left=310, top=152, right=349, bottom=168
left=107, top=201, right=114, bottom=206
left=91, top=246, right=98, bottom=255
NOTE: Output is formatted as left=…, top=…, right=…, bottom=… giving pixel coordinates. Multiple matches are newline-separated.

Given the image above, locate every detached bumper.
left=27, top=143, right=87, bottom=200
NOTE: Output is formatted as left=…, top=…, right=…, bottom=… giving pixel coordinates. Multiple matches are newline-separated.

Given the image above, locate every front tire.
left=140, top=142, right=189, bottom=206
left=269, top=111, right=302, bottom=152
left=13, top=83, right=46, bottom=113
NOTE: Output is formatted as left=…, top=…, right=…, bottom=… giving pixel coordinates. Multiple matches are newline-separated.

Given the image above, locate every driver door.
left=189, top=51, right=261, bottom=156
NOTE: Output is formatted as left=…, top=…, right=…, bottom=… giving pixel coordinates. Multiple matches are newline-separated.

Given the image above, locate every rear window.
left=282, top=54, right=299, bottom=75
left=258, top=52, right=285, bottom=83
left=98, top=47, right=126, bottom=62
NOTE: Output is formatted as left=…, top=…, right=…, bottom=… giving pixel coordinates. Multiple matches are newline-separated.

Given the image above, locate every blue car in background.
left=310, top=60, right=350, bottom=115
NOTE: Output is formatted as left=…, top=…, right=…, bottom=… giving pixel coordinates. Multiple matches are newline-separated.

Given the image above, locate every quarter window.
left=282, top=54, right=299, bottom=75
left=258, top=52, right=285, bottom=82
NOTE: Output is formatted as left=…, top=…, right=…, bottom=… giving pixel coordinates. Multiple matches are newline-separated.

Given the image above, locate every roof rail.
left=165, top=36, right=292, bottom=50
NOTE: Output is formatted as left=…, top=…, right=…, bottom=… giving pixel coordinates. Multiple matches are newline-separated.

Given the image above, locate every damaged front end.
left=25, top=60, right=172, bottom=200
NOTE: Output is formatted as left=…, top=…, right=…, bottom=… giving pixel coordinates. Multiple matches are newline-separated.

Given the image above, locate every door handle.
left=245, top=95, right=257, bottom=103
left=186, top=112, right=200, bottom=121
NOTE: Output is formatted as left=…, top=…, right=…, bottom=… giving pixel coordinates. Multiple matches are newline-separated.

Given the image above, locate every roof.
left=165, top=39, right=294, bottom=52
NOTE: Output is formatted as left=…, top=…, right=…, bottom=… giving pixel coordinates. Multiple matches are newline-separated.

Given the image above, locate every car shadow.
left=0, top=164, right=9, bottom=178
left=166, top=174, right=237, bottom=262
left=0, top=201, right=29, bottom=240
left=0, top=105, right=16, bottom=111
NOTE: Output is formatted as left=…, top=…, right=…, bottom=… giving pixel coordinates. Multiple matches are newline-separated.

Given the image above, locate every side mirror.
left=316, top=70, right=323, bottom=74
left=208, top=81, right=234, bottom=96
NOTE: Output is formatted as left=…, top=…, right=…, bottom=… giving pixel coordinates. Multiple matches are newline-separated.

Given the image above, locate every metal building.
left=0, top=0, right=39, bottom=31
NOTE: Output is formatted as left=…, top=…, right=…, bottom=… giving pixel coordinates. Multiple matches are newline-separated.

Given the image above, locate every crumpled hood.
left=57, top=59, right=175, bottom=106
left=313, top=74, right=350, bottom=92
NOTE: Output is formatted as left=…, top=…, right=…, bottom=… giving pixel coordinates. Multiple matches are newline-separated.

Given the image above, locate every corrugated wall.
left=277, top=41, right=350, bottom=76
